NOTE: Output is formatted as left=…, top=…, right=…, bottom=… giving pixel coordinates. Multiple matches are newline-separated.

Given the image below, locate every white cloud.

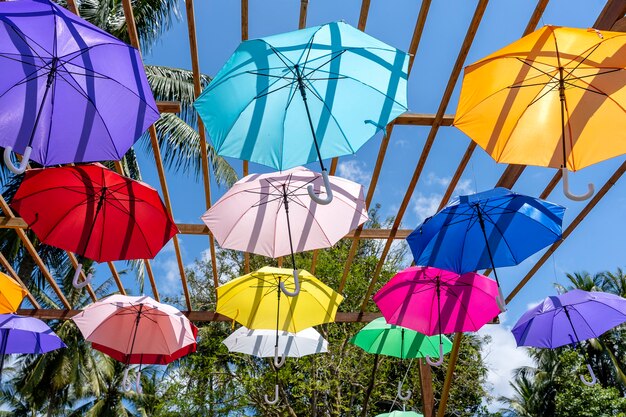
left=424, top=172, right=475, bottom=197
left=478, top=319, right=534, bottom=413
left=454, top=178, right=474, bottom=196
left=412, top=193, right=442, bottom=223
left=425, top=172, right=451, bottom=188
left=152, top=239, right=186, bottom=295
left=337, top=160, right=370, bottom=186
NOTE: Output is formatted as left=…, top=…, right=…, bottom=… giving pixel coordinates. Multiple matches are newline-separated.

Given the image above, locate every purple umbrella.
left=512, top=289, right=626, bottom=386
left=0, top=314, right=66, bottom=378
left=0, top=0, right=159, bottom=173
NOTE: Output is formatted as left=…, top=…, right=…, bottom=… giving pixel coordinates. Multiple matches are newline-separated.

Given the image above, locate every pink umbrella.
left=373, top=266, right=500, bottom=365
left=72, top=295, right=197, bottom=393
left=201, top=166, right=368, bottom=296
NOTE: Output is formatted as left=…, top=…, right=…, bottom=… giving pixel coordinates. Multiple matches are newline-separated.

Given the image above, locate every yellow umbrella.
left=0, top=272, right=27, bottom=313
left=216, top=266, right=343, bottom=334
left=454, top=25, right=626, bottom=200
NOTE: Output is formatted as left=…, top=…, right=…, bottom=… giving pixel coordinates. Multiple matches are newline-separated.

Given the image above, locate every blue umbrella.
left=194, top=21, right=409, bottom=204
left=407, top=188, right=565, bottom=309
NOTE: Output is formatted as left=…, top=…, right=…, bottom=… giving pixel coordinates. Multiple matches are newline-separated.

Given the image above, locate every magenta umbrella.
left=201, top=166, right=368, bottom=296
left=373, top=266, right=500, bottom=365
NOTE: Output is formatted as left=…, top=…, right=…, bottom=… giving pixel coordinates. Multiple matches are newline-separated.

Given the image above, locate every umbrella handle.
left=496, top=287, right=507, bottom=313
left=72, top=263, right=94, bottom=289
left=3, top=146, right=31, bottom=175
left=279, top=269, right=300, bottom=297
left=122, top=368, right=133, bottom=392
left=580, top=363, right=597, bottom=386
left=397, top=379, right=412, bottom=401
left=273, top=345, right=287, bottom=368
left=425, top=343, right=445, bottom=367
left=135, top=369, right=143, bottom=394
left=562, top=168, right=594, bottom=201
left=264, top=384, right=280, bottom=405
left=307, top=170, right=333, bottom=205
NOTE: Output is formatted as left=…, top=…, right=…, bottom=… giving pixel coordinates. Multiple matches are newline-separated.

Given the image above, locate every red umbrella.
left=11, top=164, right=178, bottom=288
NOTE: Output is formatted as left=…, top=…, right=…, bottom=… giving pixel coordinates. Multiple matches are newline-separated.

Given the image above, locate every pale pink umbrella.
left=201, top=166, right=368, bottom=296
left=373, top=266, right=500, bottom=366
left=72, top=295, right=197, bottom=393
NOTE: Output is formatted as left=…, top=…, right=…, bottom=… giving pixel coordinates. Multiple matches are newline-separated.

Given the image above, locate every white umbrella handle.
left=122, top=368, right=133, bottom=392
left=307, top=170, right=333, bottom=205
left=397, top=379, right=411, bottom=401
left=4, top=146, right=31, bottom=175
left=273, top=345, right=287, bottom=368
left=264, top=384, right=280, bottom=405
left=425, top=343, right=444, bottom=367
left=562, top=168, right=594, bottom=201
left=135, top=369, right=143, bottom=394
left=72, top=263, right=94, bottom=289
left=580, top=363, right=597, bottom=386
left=279, top=269, right=300, bottom=297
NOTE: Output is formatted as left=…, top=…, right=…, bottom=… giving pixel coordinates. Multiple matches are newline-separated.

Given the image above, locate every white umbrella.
left=223, top=326, right=328, bottom=359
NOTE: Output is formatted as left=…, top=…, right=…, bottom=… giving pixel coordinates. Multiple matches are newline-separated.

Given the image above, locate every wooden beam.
left=395, top=113, right=454, bottom=126
left=359, top=0, right=489, bottom=312
left=122, top=0, right=190, bottom=309
left=241, top=0, right=248, bottom=41
left=157, top=101, right=181, bottom=113
left=358, top=0, right=371, bottom=30
left=437, top=333, right=463, bottom=417
left=594, top=0, right=626, bottom=30
left=408, top=0, right=432, bottom=72
left=299, top=0, right=309, bottom=29
left=419, top=360, right=435, bottom=417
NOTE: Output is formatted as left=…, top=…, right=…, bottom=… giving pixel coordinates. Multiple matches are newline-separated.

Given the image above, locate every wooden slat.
left=241, top=0, right=251, bottom=275
left=185, top=0, right=220, bottom=292
left=338, top=0, right=433, bottom=292
left=437, top=333, right=463, bottom=417
left=395, top=113, right=454, bottom=126
left=122, top=0, right=190, bottom=309
left=157, top=101, right=181, bottom=113
left=419, top=360, right=435, bottom=417
left=594, top=0, right=626, bottom=30
left=241, top=0, right=248, bottom=41
left=358, top=0, right=372, bottom=30
left=67, top=252, right=97, bottom=301
left=107, top=262, right=126, bottom=296
left=0, top=251, right=39, bottom=308
left=359, top=0, right=489, bottom=312
left=299, top=0, right=309, bottom=29
left=0, top=195, right=70, bottom=309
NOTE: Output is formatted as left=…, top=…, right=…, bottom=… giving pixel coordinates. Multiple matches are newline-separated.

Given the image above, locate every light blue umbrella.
left=194, top=21, right=408, bottom=203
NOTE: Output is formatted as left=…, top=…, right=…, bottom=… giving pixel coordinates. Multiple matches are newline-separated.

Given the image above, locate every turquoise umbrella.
left=194, top=21, right=408, bottom=204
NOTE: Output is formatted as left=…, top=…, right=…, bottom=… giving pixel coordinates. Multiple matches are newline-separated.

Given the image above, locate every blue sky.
left=87, top=0, right=625, bottom=408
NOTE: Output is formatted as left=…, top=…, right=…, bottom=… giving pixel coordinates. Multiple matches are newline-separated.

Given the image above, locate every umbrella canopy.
left=11, top=164, right=178, bottom=263
left=216, top=266, right=343, bottom=333
left=0, top=0, right=159, bottom=172
left=194, top=21, right=408, bottom=172
left=373, top=266, right=500, bottom=335
left=454, top=26, right=626, bottom=200
left=512, top=289, right=626, bottom=349
left=223, top=326, right=327, bottom=358
left=376, top=412, right=423, bottom=417
left=72, top=295, right=198, bottom=365
left=350, top=317, right=452, bottom=359
left=0, top=272, right=27, bottom=313
left=201, top=166, right=368, bottom=258
left=0, top=314, right=66, bottom=355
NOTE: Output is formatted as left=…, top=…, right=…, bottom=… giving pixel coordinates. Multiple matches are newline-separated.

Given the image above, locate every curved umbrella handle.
left=580, top=363, right=597, bottom=386
left=264, top=384, right=280, bottom=405
left=397, top=379, right=412, bottom=401
left=72, top=263, right=94, bottom=289
left=562, top=168, right=594, bottom=201
left=425, top=343, right=445, bottom=367
left=279, top=269, right=300, bottom=297
left=3, top=146, right=31, bottom=175
left=135, top=369, right=143, bottom=394
left=496, top=286, right=507, bottom=313
left=307, top=170, right=333, bottom=205
left=122, top=368, right=133, bottom=392
left=273, top=345, right=287, bottom=368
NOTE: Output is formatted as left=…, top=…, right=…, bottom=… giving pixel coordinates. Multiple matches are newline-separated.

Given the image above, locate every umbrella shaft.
left=0, top=329, right=8, bottom=378
left=476, top=208, right=501, bottom=287
left=80, top=189, right=107, bottom=257
left=26, top=59, right=58, bottom=148
left=127, top=304, right=143, bottom=365
left=294, top=65, right=326, bottom=172
left=558, top=67, right=567, bottom=168
left=282, top=188, right=297, bottom=269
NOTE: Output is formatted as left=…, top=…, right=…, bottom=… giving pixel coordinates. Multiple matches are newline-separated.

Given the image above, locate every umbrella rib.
left=2, top=22, right=51, bottom=61
left=0, top=53, right=48, bottom=69
left=479, top=210, right=519, bottom=264
left=42, top=63, right=59, bottom=164
left=0, top=69, right=49, bottom=101
left=36, top=197, right=94, bottom=246
left=572, top=75, right=626, bottom=114
left=254, top=79, right=299, bottom=100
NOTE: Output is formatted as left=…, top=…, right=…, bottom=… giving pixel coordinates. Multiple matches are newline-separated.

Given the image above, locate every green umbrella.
left=350, top=317, right=452, bottom=359
left=350, top=317, right=452, bottom=401
left=376, top=412, right=424, bottom=417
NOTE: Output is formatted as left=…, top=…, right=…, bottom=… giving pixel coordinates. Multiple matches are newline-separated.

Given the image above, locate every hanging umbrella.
left=406, top=188, right=564, bottom=309
left=216, top=266, right=342, bottom=404
left=512, top=289, right=626, bottom=386
left=223, top=326, right=327, bottom=358
left=194, top=21, right=409, bottom=204
left=0, top=272, right=27, bottom=313
left=0, top=314, right=66, bottom=379
left=351, top=317, right=452, bottom=399
left=202, top=166, right=368, bottom=295
left=376, top=412, right=424, bottom=417
left=454, top=25, right=626, bottom=200
left=373, top=266, right=500, bottom=352
left=72, top=295, right=198, bottom=393
left=11, top=164, right=178, bottom=288
left=0, top=0, right=159, bottom=174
